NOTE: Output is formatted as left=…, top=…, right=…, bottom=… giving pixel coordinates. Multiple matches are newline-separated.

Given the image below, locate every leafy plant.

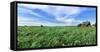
left=17, top=26, right=96, bottom=48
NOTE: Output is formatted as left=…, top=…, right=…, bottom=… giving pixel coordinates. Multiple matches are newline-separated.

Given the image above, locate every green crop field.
left=17, top=26, right=96, bottom=48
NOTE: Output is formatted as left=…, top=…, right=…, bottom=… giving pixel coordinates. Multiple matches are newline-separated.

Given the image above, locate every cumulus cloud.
left=18, top=3, right=95, bottom=26
left=45, top=6, right=84, bottom=25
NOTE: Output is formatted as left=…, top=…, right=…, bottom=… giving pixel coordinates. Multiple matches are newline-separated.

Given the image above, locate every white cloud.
left=42, top=6, right=84, bottom=24
left=18, top=17, right=46, bottom=26
left=18, top=16, right=82, bottom=26
left=18, top=3, right=48, bottom=10
left=18, top=5, right=47, bottom=18
left=18, top=17, right=34, bottom=26
left=18, top=4, right=85, bottom=26
left=18, top=16, right=73, bottom=26
left=49, top=6, right=84, bottom=25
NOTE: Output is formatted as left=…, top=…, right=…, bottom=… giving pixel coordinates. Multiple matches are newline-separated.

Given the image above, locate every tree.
left=78, top=24, right=81, bottom=27
left=40, top=25, right=43, bottom=27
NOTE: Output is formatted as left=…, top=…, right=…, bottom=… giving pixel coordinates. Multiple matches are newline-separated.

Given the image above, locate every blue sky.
left=18, top=3, right=96, bottom=26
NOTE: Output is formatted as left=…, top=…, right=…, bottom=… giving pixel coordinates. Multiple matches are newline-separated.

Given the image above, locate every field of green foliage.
left=17, top=26, right=96, bottom=48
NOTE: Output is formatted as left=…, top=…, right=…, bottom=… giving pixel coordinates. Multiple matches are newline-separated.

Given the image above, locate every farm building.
left=78, top=21, right=91, bottom=27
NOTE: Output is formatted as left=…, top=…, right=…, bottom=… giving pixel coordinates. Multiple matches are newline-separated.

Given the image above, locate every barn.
left=78, top=21, right=91, bottom=27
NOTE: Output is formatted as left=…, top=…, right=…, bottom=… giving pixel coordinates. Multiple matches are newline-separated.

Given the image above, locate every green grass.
left=17, top=26, right=96, bottom=48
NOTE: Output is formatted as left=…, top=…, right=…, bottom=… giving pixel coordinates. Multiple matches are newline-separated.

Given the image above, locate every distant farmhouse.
left=78, top=21, right=91, bottom=27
